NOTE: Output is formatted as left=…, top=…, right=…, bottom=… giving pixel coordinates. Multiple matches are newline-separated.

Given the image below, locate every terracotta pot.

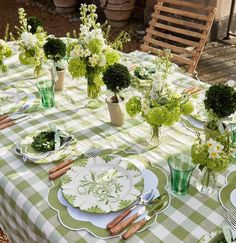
left=55, top=69, right=65, bottom=91
left=53, top=0, right=78, bottom=13
left=106, top=96, right=124, bottom=126
left=100, top=0, right=136, bottom=27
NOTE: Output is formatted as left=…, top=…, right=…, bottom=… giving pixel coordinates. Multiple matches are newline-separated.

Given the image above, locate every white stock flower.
left=142, top=100, right=150, bottom=115
left=70, top=46, right=87, bottom=58
left=98, top=54, right=106, bottom=67
left=21, top=32, right=37, bottom=49
left=89, top=54, right=99, bottom=67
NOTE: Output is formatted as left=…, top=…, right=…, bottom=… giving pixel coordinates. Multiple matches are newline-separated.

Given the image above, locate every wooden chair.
left=140, top=0, right=216, bottom=74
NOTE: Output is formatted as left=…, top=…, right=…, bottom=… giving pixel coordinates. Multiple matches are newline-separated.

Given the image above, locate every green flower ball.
left=68, top=58, right=86, bottom=78
left=105, top=49, right=120, bottom=66
left=164, top=107, right=180, bottom=126
left=88, top=38, right=103, bottom=54
left=181, top=101, right=194, bottom=115
left=19, top=53, right=35, bottom=65
left=126, top=97, right=141, bottom=117
left=146, top=107, right=166, bottom=127
left=5, top=46, right=12, bottom=57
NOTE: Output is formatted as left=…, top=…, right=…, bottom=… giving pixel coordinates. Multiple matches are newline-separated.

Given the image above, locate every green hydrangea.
left=5, top=46, right=12, bottom=57
left=105, top=48, right=120, bottom=66
left=68, top=58, right=86, bottom=78
left=146, top=107, right=166, bottom=126
left=19, top=52, right=35, bottom=65
left=164, top=107, right=180, bottom=126
left=126, top=97, right=142, bottom=117
left=181, top=101, right=194, bottom=115
left=88, top=38, right=103, bottom=54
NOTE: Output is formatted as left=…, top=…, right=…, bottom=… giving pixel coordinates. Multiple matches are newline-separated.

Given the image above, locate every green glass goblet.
left=168, top=154, right=196, bottom=196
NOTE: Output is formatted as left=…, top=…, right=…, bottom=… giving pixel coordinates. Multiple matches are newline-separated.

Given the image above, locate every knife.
left=122, top=197, right=168, bottom=240
left=109, top=193, right=167, bottom=236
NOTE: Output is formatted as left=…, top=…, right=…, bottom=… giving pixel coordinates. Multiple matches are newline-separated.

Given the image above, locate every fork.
left=9, top=103, right=30, bottom=119
left=224, top=201, right=236, bottom=230
left=48, top=146, right=101, bottom=180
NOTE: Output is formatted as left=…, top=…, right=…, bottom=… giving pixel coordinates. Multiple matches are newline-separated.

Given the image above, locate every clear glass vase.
left=86, top=73, right=103, bottom=109
left=147, top=126, right=161, bottom=146
left=196, top=167, right=216, bottom=195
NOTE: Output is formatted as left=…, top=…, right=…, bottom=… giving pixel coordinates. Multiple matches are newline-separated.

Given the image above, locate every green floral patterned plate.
left=0, top=89, right=28, bottom=115
left=61, top=156, right=144, bottom=214
left=219, top=171, right=236, bottom=211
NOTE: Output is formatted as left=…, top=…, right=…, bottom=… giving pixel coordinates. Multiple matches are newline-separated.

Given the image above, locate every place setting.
left=0, top=87, right=38, bottom=130
left=47, top=154, right=171, bottom=239
left=14, top=123, right=77, bottom=164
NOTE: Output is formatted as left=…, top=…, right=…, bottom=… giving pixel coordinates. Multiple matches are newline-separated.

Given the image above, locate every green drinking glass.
left=230, top=123, right=236, bottom=159
left=168, top=154, right=196, bottom=196
left=36, top=79, right=55, bottom=108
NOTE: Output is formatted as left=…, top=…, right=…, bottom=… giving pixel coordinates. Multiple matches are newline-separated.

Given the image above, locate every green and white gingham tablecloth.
left=0, top=43, right=235, bottom=243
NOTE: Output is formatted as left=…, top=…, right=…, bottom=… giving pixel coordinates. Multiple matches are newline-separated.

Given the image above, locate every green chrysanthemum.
left=88, top=38, right=103, bottom=54
left=105, top=49, right=120, bottom=66
left=126, top=97, right=142, bottom=117
left=68, top=58, right=86, bottom=78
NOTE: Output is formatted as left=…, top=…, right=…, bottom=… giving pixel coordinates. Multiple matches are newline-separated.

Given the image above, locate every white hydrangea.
left=21, top=32, right=37, bottom=49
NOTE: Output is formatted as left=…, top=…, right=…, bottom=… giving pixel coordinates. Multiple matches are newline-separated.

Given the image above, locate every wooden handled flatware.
left=48, top=146, right=101, bottom=180
left=108, top=193, right=167, bottom=236
left=122, top=199, right=168, bottom=240
left=107, top=190, right=154, bottom=230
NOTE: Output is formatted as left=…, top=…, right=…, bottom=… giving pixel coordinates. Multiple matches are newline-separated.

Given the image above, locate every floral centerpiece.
left=67, top=4, right=129, bottom=108
left=191, top=133, right=230, bottom=195
left=16, top=8, right=47, bottom=77
left=126, top=50, right=194, bottom=145
left=0, top=39, right=12, bottom=72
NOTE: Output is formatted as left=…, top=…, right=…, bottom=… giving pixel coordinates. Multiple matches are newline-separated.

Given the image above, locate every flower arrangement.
left=126, top=50, right=194, bottom=143
left=103, top=63, right=131, bottom=102
left=0, top=39, right=12, bottom=72
left=67, top=4, right=130, bottom=101
left=16, top=8, right=47, bottom=77
left=43, top=37, right=66, bottom=71
left=191, top=136, right=230, bottom=172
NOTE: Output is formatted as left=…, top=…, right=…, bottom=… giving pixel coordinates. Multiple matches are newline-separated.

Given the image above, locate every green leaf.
left=65, top=194, right=76, bottom=205
left=134, top=178, right=144, bottom=192
left=62, top=174, right=71, bottom=184
left=86, top=205, right=105, bottom=214
left=127, top=163, right=139, bottom=171
left=118, top=199, right=133, bottom=209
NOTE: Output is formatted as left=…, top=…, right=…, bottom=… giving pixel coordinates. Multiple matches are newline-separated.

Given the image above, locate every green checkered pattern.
left=0, top=43, right=235, bottom=243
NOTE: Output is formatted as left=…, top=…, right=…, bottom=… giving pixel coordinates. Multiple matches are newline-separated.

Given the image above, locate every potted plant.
left=27, top=16, right=43, bottom=34
left=103, top=63, right=131, bottom=126
left=43, top=38, right=67, bottom=91
left=100, top=0, right=136, bottom=27
left=203, top=84, right=236, bottom=146
left=53, top=0, right=78, bottom=13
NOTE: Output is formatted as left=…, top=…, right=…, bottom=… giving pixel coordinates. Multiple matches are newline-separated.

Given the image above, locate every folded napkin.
left=223, top=226, right=236, bottom=243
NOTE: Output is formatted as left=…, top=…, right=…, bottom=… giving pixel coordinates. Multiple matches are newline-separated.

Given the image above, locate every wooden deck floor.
left=197, top=37, right=236, bottom=84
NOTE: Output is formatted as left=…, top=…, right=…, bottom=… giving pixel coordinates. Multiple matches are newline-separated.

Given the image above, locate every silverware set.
left=106, top=192, right=168, bottom=240
left=225, top=201, right=236, bottom=231
left=48, top=146, right=101, bottom=180
left=0, top=103, right=31, bottom=130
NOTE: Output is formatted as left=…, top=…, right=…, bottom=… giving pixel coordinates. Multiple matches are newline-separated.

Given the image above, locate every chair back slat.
left=141, top=0, right=216, bottom=74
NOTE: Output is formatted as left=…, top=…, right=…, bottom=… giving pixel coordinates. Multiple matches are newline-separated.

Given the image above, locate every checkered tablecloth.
left=0, top=43, right=235, bottom=243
